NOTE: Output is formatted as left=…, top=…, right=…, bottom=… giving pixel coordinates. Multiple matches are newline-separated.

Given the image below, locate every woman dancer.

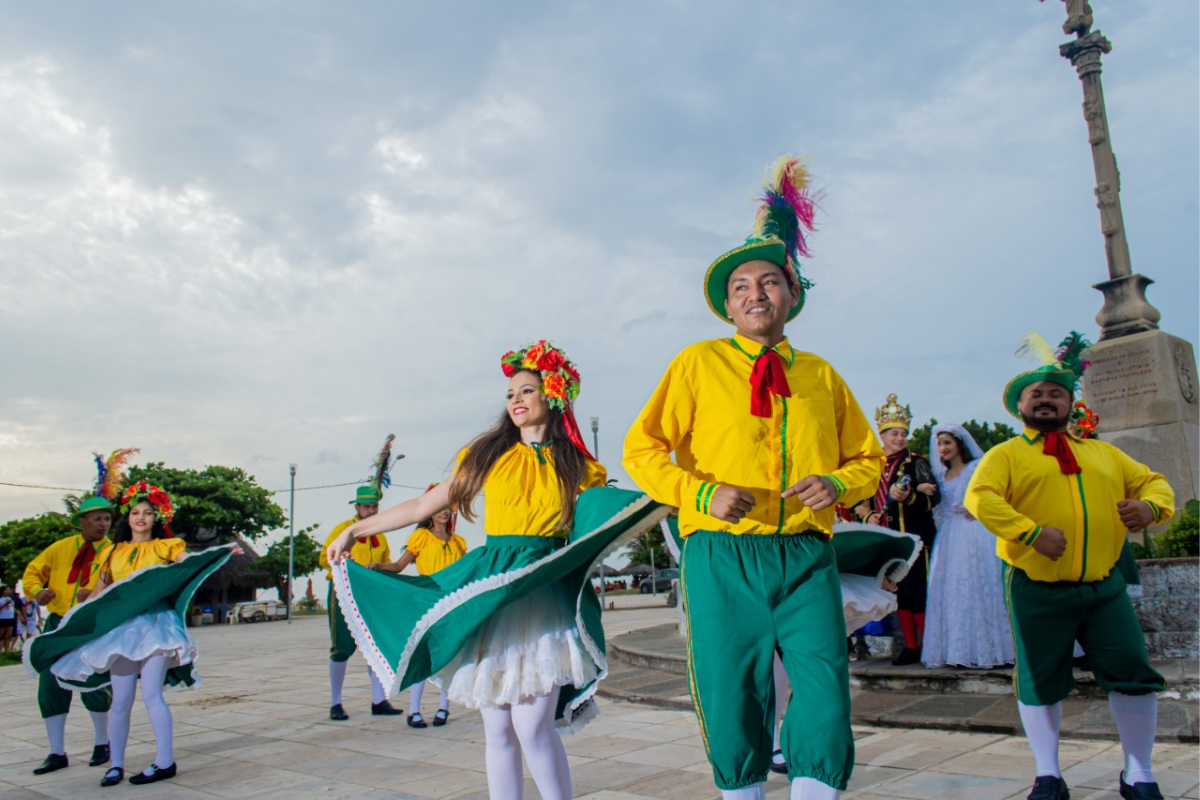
left=921, top=424, right=1014, bottom=669
left=329, top=341, right=666, bottom=800
left=38, top=482, right=237, bottom=787
left=372, top=490, right=466, bottom=728
left=0, top=586, right=15, bottom=652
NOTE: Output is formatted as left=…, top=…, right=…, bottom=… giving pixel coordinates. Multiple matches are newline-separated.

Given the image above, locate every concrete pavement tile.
left=575, top=792, right=661, bottom=800
left=851, top=740, right=969, bottom=771
left=0, top=787, right=50, bottom=800
left=568, top=758, right=672, bottom=792
left=608, top=725, right=695, bottom=743
left=389, top=767, right=491, bottom=799
left=845, top=765, right=914, bottom=793
left=927, top=751, right=1036, bottom=780
left=609, top=767, right=724, bottom=799
left=864, top=771, right=1029, bottom=799
left=609, top=742, right=708, bottom=769
left=565, top=735, right=654, bottom=759
left=184, top=765, right=318, bottom=797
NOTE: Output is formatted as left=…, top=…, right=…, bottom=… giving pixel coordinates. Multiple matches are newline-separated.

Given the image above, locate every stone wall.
left=1134, top=557, right=1199, bottom=658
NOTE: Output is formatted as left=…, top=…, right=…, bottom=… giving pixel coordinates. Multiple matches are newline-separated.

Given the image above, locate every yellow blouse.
left=98, top=539, right=188, bottom=584
left=405, top=527, right=468, bottom=575
left=457, top=442, right=608, bottom=537
left=319, top=518, right=392, bottom=580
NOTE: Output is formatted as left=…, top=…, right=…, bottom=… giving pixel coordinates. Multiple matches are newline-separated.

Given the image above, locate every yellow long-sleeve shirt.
left=319, top=518, right=391, bottom=580
left=22, top=535, right=113, bottom=617
left=964, top=427, right=1174, bottom=583
left=623, top=334, right=884, bottom=537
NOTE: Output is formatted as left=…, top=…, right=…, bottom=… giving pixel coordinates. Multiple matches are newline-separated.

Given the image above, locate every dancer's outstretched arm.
left=328, top=481, right=454, bottom=564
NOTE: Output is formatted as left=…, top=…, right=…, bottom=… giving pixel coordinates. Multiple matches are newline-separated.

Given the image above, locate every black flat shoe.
left=100, top=767, right=124, bottom=787
left=89, top=744, right=110, bottom=767
left=1119, top=771, right=1163, bottom=800
left=432, top=709, right=449, bottom=727
left=128, top=762, right=176, bottom=785
left=330, top=703, right=349, bottom=721
left=891, top=647, right=921, bottom=666
left=768, top=748, right=787, bottom=775
left=1028, top=775, right=1069, bottom=800
left=371, top=700, right=403, bottom=716
left=32, top=753, right=69, bottom=775
left=407, top=712, right=427, bottom=729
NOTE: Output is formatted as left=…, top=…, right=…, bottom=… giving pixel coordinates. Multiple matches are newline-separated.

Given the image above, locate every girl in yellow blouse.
left=328, top=341, right=666, bottom=800
left=372, top=491, right=467, bottom=728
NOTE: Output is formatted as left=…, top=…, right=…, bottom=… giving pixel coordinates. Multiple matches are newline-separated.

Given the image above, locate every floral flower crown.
left=119, top=481, right=176, bottom=522
left=499, top=340, right=581, bottom=411
left=1068, top=401, right=1100, bottom=439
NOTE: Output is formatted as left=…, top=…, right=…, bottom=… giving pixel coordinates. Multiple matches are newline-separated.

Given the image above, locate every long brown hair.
left=449, top=406, right=588, bottom=531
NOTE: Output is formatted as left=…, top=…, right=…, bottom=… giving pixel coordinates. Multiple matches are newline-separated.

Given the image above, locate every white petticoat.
left=50, top=603, right=198, bottom=688
left=840, top=573, right=899, bottom=634
left=437, top=583, right=599, bottom=709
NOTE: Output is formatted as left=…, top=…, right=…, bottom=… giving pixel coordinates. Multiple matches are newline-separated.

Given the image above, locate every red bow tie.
left=749, top=349, right=792, bottom=417
left=368, top=535, right=380, bottom=548
left=68, top=542, right=97, bottom=586
left=1043, top=431, right=1081, bottom=475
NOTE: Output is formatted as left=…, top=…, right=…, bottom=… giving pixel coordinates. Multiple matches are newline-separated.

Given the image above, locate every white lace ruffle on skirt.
left=50, top=604, right=198, bottom=686
left=438, top=582, right=599, bottom=709
left=840, top=573, right=900, bottom=634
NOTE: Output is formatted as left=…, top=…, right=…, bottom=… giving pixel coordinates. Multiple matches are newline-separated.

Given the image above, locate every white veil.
left=928, top=423, right=986, bottom=485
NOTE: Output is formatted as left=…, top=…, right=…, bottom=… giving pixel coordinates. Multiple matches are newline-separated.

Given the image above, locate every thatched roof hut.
left=191, top=533, right=271, bottom=608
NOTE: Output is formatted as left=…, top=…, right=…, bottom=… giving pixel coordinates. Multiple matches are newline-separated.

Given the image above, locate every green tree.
left=908, top=418, right=1018, bottom=460
left=251, top=525, right=322, bottom=606
left=626, top=526, right=671, bottom=570
left=124, top=463, right=287, bottom=545
left=0, top=513, right=75, bottom=587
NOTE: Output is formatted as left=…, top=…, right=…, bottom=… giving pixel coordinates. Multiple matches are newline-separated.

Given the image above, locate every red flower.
left=149, top=490, right=169, bottom=506
left=563, top=363, right=580, bottom=383
left=538, top=349, right=564, bottom=372
left=501, top=362, right=517, bottom=378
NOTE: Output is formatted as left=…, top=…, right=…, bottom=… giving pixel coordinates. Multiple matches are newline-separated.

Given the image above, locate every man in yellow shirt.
left=624, top=157, right=883, bottom=800
left=22, top=496, right=115, bottom=775
left=965, top=361, right=1174, bottom=800
left=317, top=485, right=400, bottom=721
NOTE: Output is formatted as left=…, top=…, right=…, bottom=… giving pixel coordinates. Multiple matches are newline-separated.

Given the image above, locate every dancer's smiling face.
left=936, top=433, right=965, bottom=466
left=880, top=427, right=909, bottom=456
left=506, top=370, right=550, bottom=429
left=724, top=260, right=799, bottom=341
left=128, top=501, right=156, bottom=537
left=1018, top=381, right=1072, bottom=432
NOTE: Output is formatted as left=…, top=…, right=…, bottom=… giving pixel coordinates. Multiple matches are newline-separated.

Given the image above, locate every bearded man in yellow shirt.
left=965, top=359, right=1173, bottom=800
left=624, top=157, right=883, bottom=800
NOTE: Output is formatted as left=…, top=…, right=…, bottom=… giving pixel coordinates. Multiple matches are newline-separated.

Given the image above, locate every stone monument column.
left=1051, top=2, right=1200, bottom=504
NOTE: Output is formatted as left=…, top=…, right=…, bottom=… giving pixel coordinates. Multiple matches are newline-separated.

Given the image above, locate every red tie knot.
left=749, top=348, right=792, bottom=418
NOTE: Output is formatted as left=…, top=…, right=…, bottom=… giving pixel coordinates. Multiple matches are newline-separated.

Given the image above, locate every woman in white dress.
left=921, top=424, right=1014, bottom=669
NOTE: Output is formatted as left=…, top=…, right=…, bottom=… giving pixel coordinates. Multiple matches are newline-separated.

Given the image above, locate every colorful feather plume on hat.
left=751, top=155, right=818, bottom=290
left=93, top=448, right=139, bottom=502
left=1016, top=331, right=1093, bottom=387
left=369, top=434, right=396, bottom=492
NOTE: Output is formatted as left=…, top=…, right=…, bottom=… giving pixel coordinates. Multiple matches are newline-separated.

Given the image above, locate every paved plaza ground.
left=1, top=604, right=1196, bottom=799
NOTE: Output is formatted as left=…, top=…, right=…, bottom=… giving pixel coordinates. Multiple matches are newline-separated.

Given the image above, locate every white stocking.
left=481, top=705, right=524, bottom=800
left=44, top=714, right=67, bottom=756
left=773, top=653, right=789, bottom=760
left=1018, top=701, right=1063, bottom=778
left=1109, top=692, right=1157, bottom=785
left=89, top=709, right=110, bottom=746
left=511, top=692, right=571, bottom=800
left=438, top=685, right=450, bottom=711
left=108, top=663, right=140, bottom=770
left=791, top=776, right=839, bottom=798
left=409, top=680, right=426, bottom=715
left=722, top=786, right=765, bottom=799
left=329, top=660, right=347, bottom=706
left=367, top=667, right=386, bottom=705
left=139, top=655, right=174, bottom=770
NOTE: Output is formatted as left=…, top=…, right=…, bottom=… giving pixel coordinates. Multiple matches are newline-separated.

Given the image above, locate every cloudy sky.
left=1, top=2, right=1196, bottom=571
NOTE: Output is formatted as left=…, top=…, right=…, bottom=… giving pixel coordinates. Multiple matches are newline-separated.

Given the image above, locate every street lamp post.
left=589, top=417, right=605, bottom=610
left=287, top=464, right=296, bottom=624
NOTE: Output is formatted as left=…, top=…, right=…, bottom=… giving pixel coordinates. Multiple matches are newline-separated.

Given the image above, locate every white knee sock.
left=89, top=710, right=110, bottom=747
left=791, top=776, right=838, bottom=799
left=409, top=680, right=426, bottom=715
left=511, top=692, right=571, bottom=800
left=1018, top=701, right=1063, bottom=778
left=1109, top=692, right=1157, bottom=785
left=139, top=655, right=174, bottom=770
left=108, top=673, right=139, bottom=770
left=44, top=714, right=67, bottom=756
left=329, top=660, right=347, bottom=706
left=438, top=685, right=450, bottom=712
left=481, top=705, right=523, bottom=800
left=367, top=668, right=386, bottom=705
left=773, top=653, right=789, bottom=755
left=722, top=786, right=765, bottom=800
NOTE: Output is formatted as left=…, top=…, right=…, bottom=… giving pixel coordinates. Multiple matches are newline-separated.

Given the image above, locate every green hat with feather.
left=1003, top=332, right=1092, bottom=418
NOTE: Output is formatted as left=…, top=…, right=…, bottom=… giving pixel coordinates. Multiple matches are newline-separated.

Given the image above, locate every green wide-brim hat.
left=1003, top=366, right=1076, bottom=419
left=70, top=496, right=114, bottom=528
left=350, top=486, right=383, bottom=505
left=704, top=238, right=805, bottom=324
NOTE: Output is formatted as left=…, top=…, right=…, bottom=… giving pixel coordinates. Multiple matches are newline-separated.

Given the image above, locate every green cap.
left=1003, top=366, right=1076, bottom=419
left=703, top=239, right=806, bottom=325
left=350, top=485, right=383, bottom=505
left=70, top=496, right=114, bottom=528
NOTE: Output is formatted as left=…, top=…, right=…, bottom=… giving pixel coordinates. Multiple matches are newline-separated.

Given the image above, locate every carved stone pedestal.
left=1082, top=330, right=1200, bottom=506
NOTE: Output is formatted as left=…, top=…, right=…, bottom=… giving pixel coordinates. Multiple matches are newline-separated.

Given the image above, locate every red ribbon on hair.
left=563, top=405, right=596, bottom=461
left=67, top=542, right=97, bottom=586
left=1043, top=432, right=1081, bottom=475
left=749, top=349, right=792, bottom=417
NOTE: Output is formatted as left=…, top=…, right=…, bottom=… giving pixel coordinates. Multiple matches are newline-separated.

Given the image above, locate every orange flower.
left=522, top=344, right=545, bottom=371
left=543, top=373, right=567, bottom=400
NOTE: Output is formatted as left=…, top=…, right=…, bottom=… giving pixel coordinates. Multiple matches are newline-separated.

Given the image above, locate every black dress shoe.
left=1119, top=771, right=1164, bottom=800
left=128, top=763, right=177, bottom=785
left=1028, top=775, right=1069, bottom=800
left=407, top=712, right=428, bottom=728
left=432, top=708, right=449, bottom=727
left=371, top=700, right=403, bottom=716
left=768, top=748, right=787, bottom=775
left=329, top=703, right=349, bottom=721
left=32, top=753, right=69, bottom=775
left=89, top=744, right=110, bottom=767
left=100, top=767, right=124, bottom=787
left=891, top=647, right=921, bottom=666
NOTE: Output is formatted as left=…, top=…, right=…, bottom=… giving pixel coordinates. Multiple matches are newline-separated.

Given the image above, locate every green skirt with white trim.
left=332, top=487, right=668, bottom=732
